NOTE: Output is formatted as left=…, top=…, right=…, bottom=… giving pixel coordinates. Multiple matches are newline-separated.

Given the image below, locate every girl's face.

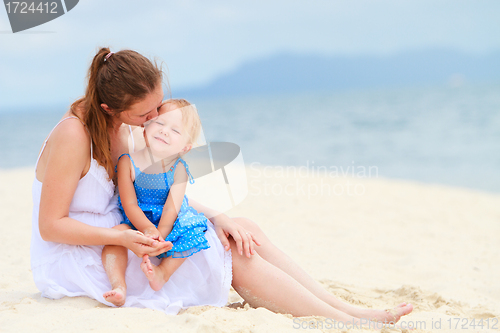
left=144, top=103, right=192, bottom=158
left=116, top=84, right=164, bottom=126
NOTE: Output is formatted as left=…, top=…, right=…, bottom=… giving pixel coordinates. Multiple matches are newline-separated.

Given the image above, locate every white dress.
left=30, top=117, right=232, bottom=314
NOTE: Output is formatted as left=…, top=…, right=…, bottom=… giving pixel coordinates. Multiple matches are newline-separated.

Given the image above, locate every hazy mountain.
left=175, top=49, right=500, bottom=98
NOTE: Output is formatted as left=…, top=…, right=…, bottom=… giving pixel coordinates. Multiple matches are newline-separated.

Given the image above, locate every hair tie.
left=104, top=52, right=114, bottom=62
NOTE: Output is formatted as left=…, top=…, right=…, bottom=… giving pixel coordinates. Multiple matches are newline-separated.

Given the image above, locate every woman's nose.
left=147, top=109, right=159, bottom=121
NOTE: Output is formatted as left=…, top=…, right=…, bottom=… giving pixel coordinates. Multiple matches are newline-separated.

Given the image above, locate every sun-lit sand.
left=1, top=166, right=499, bottom=332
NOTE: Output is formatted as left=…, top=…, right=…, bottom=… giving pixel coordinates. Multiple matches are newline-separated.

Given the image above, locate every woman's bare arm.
left=37, top=119, right=165, bottom=256
left=188, top=198, right=260, bottom=257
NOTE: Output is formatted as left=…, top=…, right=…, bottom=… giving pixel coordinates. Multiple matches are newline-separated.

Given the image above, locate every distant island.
left=175, top=49, right=500, bottom=98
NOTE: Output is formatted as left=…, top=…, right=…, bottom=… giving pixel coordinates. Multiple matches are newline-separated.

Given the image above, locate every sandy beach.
left=1, top=166, right=499, bottom=332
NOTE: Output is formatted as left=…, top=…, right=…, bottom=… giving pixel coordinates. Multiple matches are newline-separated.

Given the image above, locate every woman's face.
left=117, top=84, right=164, bottom=126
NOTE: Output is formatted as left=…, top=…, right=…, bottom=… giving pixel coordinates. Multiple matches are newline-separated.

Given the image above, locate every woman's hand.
left=212, top=214, right=260, bottom=258
left=121, top=229, right=172, bottom=257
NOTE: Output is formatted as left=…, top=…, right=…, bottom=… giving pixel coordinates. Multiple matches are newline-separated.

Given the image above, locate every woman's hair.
left=71, top=47, right=163, bottom=178
left=160, top=99, right=202, bottom=146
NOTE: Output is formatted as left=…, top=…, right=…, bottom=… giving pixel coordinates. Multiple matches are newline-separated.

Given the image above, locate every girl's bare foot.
left=103, top=286, right=127, bottom=307
left=140, top=255, right=167, bottom=291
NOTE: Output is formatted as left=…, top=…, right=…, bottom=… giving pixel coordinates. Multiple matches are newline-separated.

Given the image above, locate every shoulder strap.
left=128, top=125, right=135, bottom=153
left=172, top=158, right=194, bottom=184
left=35, top=116, right=88, bottom=171
left=115, top=153, right=139, bottom=174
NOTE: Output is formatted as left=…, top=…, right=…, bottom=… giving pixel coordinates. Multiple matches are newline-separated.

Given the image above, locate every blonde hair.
left=159, top=99, right=202, bottom=146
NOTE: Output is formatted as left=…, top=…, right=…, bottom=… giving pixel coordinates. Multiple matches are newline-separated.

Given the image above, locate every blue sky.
left=1, top=0, right=499, bottom=109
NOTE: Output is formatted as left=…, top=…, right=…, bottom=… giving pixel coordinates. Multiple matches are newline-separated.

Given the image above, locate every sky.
left=1, top=0, right=499, bottom=109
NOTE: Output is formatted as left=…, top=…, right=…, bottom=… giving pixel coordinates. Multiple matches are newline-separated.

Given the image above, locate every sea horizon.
left=1, top=83, right=499, bottom=194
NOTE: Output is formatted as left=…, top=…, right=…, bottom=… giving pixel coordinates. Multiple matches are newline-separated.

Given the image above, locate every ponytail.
left=71, top=47, right=163, bottom=179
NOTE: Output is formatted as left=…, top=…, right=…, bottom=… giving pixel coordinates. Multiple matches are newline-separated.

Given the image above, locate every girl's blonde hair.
left=159, top=99, right=202, bottom=146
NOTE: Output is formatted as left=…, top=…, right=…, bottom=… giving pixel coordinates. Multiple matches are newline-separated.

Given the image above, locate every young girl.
left=103, top=98, right=210, bottom=306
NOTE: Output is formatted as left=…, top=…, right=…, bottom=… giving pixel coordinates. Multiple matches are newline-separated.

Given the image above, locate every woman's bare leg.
left=232, top=217, right=413, bottom=322
left=230, top=237, right=360, bottom=322
left=102, top=224, right=130, bottom=306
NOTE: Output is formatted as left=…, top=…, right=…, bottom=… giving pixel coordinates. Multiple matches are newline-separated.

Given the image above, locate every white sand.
left=1, top=166, right=499, bottom=332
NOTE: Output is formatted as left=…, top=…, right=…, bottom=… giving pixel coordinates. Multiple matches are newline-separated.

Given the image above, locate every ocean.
left=1, top=83, right=499, bottom=193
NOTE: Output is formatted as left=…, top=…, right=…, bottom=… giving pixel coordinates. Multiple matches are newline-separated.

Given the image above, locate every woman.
left=32, top=47, right=413, bottom=323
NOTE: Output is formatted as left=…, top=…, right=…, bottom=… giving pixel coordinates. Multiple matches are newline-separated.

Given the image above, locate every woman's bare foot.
left=140, top=255, right=167, bottom=291
left=361, top=302, right=413, bottom=323
left=103, top=286, right=127, bottom=307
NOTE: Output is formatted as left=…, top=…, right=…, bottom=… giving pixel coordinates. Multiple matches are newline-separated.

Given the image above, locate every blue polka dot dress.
left=118, top=154, right=210, bottom=259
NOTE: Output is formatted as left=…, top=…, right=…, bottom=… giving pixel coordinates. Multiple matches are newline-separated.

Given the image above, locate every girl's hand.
left=143, top=227, right=174, bottom=257
left=143, top=226, right=164, bottom=242
left=213, top=215, right=260, bottom=258
left=121, top=229, right=172, bottom=257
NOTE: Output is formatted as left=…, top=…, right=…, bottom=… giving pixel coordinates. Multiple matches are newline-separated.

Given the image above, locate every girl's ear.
left=180, top=144, right=192, bottom=155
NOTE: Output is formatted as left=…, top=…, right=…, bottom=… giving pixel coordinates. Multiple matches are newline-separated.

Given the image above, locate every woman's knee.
left=232, top=217, right=261, bottom=233
left=232, top=217, right=270, bottom=246
left=229, top=235, right=270, bottom=274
